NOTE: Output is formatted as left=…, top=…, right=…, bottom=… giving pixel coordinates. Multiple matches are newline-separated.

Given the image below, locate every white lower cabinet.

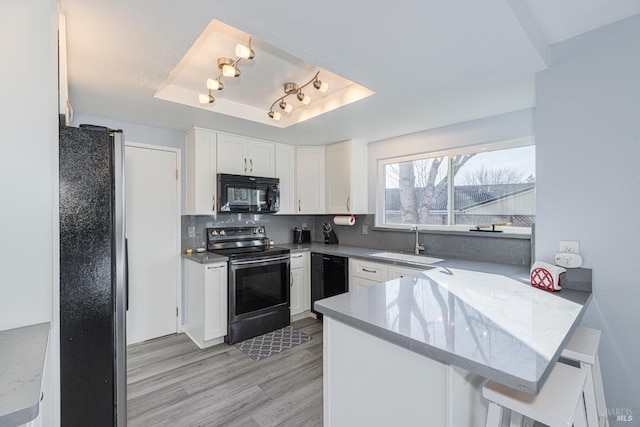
left=349, top=259, right=387, bottom=291
left=184, top=260, right=228, bottom=348
left=349, top=258, right=427, bottom=291
left=290, top=252, right=310, bottom=316
left=387, top=265, right=424, bottom=280
left=350, top=276, right=381, bottom=291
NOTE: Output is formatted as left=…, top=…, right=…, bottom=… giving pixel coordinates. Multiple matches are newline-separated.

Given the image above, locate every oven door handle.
left=231, top=255, right=290, bottom=266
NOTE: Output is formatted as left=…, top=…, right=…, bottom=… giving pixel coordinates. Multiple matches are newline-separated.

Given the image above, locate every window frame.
left=375, top=137, right=535, bottom=234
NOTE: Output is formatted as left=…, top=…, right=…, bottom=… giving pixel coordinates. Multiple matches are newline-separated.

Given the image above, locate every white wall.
left=0, top=0, right=58, bottom=424
left=72, top=113, right=186, bottom=210
left=535, top=14, right=640, bottom=419
left=367, top=108, right=534, bottom=212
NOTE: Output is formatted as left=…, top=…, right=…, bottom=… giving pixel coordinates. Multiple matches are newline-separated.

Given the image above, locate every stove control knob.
left=219, top=230, right=226, bottom=236
left=210, top=230, right=217, bottom=236
left=258, top=227, right=265, bottom=234
left=251, top=228, right=258, bottom=234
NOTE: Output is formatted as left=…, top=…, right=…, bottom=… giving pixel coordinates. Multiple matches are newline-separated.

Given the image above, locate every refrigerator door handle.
left=125, top=236, right=129, bottom=311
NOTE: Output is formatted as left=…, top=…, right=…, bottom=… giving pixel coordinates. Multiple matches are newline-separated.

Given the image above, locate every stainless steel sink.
left=370, top=251, right=444, bottom=265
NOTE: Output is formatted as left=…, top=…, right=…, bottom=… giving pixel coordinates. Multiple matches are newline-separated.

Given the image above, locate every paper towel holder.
left=333, top=214, right=355, bottom=226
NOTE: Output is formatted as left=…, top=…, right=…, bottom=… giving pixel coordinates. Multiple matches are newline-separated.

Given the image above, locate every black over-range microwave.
left=218, top=173, right=280, bottom=213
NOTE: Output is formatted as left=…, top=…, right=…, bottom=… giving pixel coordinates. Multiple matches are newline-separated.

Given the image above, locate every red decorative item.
left=530, top=261, right=566, bottom=292
left=531, top=268, right=556, bottom=291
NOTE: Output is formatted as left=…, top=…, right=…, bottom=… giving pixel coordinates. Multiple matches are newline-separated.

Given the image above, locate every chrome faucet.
left=410, top=225, right=425, bottom=255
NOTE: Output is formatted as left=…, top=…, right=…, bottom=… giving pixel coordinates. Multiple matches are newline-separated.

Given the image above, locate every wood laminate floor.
left=127, top=317, right=323, bottom=427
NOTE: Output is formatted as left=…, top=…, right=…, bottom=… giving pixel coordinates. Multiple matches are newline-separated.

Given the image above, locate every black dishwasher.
left=311, top=252, right=349, bottom=318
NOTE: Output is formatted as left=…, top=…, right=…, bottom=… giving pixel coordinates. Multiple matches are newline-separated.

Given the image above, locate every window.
left=378, top=142, right=535, bottom=231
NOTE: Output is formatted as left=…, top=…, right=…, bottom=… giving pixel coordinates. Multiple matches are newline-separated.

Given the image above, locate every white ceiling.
left=59, top=0, right=640, bottom=145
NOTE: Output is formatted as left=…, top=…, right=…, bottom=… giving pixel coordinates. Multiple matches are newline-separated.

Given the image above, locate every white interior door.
left=125, top=144, right=180, bottom=344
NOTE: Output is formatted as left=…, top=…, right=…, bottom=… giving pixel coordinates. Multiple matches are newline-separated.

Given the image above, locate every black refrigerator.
left=59, top=125, right=127, bottom=426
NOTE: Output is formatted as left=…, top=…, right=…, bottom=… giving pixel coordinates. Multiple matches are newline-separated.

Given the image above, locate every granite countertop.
left=279, top=242, right=529, bottom=276
left=181, top=252, right=228, bottom=264
left=314, top=259, right=592, bottom=394
left=0, top=323, right=50, bottom=427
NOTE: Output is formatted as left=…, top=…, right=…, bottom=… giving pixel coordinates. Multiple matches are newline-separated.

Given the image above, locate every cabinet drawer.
left=290, top=253, right=305, bottom=269
left=351, top=259, right=387, bottom=281
left=351, top=276, right=383, bottom=292
left=387, top=265, right=423, bottom=280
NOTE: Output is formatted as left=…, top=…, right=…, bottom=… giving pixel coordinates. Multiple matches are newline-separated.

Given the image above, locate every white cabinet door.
left=351, top=276, right=383, bottom=291
left=325, top=140, right=369, bottom=214
left=217, top=133, right=275, bottom=177
left=275, top=143, right=295, bottom=214
left=247, top=140, right=275, bottom=177
left=290, top=252, right=309, bottom=316
left=325, top=141, right=351, bottom=213
left=295, top=146, right=325, bottom=214
left=204, top=262, right=227, bottom=341
left=186, top=128, right=217, bottom=215
left=290, top=266, right=304, bottom=316
left=216, top=133, right=246, bottom=175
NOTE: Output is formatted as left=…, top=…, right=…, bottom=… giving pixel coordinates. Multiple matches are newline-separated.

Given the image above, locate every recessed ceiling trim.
left=154, top=19, right=374, bottom=128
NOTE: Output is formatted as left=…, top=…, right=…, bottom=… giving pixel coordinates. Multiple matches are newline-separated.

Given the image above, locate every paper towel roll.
left=333, top=215, right=355, bottom=226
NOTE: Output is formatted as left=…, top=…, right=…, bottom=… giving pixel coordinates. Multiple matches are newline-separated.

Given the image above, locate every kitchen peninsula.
left=315, top=262, right=592, bottom=426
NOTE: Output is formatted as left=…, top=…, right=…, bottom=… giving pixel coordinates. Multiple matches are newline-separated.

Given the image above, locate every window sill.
left=371, top=225, right=532, bottom=240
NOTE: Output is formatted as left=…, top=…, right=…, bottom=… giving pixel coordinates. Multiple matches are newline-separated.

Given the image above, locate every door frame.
left=125, top=141, right=182, bottom=334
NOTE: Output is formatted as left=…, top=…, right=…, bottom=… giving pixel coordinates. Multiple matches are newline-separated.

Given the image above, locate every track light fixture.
left=267, top=71, right=328, bottom=120
left=199, top=37, right=254, bottom=105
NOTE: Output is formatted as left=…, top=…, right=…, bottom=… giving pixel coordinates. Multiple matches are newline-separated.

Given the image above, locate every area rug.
left=234, top=326, right=312, bottom=361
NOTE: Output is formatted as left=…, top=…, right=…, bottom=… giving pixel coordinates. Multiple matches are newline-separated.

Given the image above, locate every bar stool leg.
left=581, top=360, right=599, bottom=427
left=573, top=393, right=588, bottom=427
left=592, top=354, right=609, bottom=427
left=486, top=402, right=503, bottom=427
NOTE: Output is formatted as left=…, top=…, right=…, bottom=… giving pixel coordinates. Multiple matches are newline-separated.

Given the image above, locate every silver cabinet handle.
left=347, top=196, right=350, bottom=211
left=292, top=254, right=303, bottom=259
left=290, top=271, right=293, bottom=287
left=244, top=158, right=247, bottom=172
left=207, top=264, right=225, bottom=270
left=362, top=268, right=377, bottom=273
left=212, top=195, right=215, bottom=211
left=298, top=199, right=301, bottom=212
left=250, top=159, right=253, bottom=173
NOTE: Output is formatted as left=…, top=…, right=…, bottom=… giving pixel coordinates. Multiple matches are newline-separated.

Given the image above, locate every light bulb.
left=207, top=78, right=223, bottom=91
left=279, top=101, right=293, bottom=113
left=235, top=43, right=255, bottom=60
left=268, top=110, right=281, bottom=121
left=314, top=79, right=328, bottom=93
left=297, top=92, right=311, bottom=105
left=199, top=93, right=214, bottom=104
left=222, top=64, right=240, bottom=77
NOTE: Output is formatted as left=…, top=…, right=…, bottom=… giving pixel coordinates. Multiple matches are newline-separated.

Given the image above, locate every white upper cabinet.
left=295, top=146, right=325, bottom=214
left=275, top=143, right=296, bottom=214
left=325, top=140, right=368, bottom=214
left=185, top=128, right=217, bottom=215
left=217, top=133, right=275, bottom=177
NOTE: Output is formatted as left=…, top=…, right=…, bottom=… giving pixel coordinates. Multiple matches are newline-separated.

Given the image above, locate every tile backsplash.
left=181, top=213, right=316, bottom=251
left=182, top=214, right=532, bottom=266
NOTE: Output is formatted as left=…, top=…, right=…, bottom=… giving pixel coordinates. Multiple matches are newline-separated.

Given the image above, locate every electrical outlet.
left=362, top=224, right=369, bottom=235
left=559, top=240, right=579, bottom=254
left=188, top=226, right=195, bottom=238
